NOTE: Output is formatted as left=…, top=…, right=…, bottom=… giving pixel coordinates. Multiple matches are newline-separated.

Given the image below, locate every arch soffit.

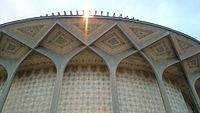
left=64, top=48, right=109, bottom=72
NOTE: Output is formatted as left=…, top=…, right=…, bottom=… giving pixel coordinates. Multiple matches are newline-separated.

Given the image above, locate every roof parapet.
left=40, top=10, right=137, bottom=20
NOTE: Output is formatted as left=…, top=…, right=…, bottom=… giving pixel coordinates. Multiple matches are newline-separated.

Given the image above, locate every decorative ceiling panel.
left=40, top=24, right=82, bottom=55
left=183, top=54, right=200, bottom=73
left=0, top=34, right=29, bottom=59
left=3, top=19, right=56, bottom=42
left=94, top=26, right=134, bottom=55
left=171, top=33, right=200, bottom=58
left=118, top=53, right=152, bottom=72
left=143, top=37, right=176, bottom=61
left=118, top=21, right=168, bottom=49
left=59, top=18, right=115, bottom=44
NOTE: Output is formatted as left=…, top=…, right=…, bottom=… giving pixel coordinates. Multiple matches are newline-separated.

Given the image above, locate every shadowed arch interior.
left=2, top=51, right=57, bottom=113
left=116, top=52, right=166, bottom=113
left=0, top=65, right=7, bottom=95
left=57, top=48, right=113, bottom=113
left=195, top=78, right=200, bottom=99
left=163, top=63, right=197, bottom=113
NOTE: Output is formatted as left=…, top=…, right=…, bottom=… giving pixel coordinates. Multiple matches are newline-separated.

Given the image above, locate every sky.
left=0, top=0, right=200, bottom=40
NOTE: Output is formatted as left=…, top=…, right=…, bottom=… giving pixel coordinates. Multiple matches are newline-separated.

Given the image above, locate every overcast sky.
left=1, top=0, right=200, bottom=40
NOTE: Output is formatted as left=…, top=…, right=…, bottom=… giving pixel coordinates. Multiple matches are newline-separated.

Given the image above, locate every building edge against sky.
left=0, top=12, right=200, bottom=113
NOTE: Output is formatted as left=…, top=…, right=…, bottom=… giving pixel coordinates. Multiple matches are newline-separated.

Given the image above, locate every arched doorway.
left=163, top=63, right=196, bottom=113
left=57, top=49, right=112, bottom=113
left=2, top=52, right=56, bottom=113
left=116, top=53, right=166, bottom=113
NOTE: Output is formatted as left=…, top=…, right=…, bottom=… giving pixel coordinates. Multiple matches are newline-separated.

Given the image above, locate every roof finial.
left=101, top=11, right=103, bottom=16
left=113, top=13, right=116, bottom=17
left=95, top=10, right=97, bottom=15
left=76, top=10, right=79, bottom=15
left=107, top=12, right=109, bottom=16
left=70, top=11, right=73, bottom=15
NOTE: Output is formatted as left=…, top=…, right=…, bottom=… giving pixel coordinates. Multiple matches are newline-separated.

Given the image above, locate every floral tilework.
left=2, top=67, right=56, bottom=113
left=117, top=68, right=166, bottom=113
left=164, top=79, right=190, bottom=113
left=58, top=65, right=113, bottom=113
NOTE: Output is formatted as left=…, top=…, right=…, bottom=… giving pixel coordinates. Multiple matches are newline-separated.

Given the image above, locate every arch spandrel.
left=57, top=48, right=113, bottom=113
left=163, top=63, right=197, bottom=113
left=2, top=51, right=57, bottom=113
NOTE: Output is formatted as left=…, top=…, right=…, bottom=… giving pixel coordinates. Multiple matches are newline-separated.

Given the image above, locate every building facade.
left=0, top=12, right=200, bottom=113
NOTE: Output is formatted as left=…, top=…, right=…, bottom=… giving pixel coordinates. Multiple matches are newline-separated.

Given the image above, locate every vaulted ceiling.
left=0, top=16, right=200, bottom=75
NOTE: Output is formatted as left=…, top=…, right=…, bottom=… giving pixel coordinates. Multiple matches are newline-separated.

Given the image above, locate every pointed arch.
left=163, top=63, right=196, bottom=113
left=2, top=51, right=57, bottom=113
left=57, top=48, right=113, bottom=113
left=0, top=65, right=7, bottom=95
left=116, top=52, right=166, bottom=113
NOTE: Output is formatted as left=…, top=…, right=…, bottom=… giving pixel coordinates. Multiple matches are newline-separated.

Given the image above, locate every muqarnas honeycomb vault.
left=0, top=11, right=200, bottom=113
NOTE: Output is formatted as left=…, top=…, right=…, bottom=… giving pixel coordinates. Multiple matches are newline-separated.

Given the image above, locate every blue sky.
left=1, top=0, right=200, bottom=40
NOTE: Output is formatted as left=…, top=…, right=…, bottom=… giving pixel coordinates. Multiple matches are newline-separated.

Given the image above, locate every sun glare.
left=83, top=0, right=93, bottom=41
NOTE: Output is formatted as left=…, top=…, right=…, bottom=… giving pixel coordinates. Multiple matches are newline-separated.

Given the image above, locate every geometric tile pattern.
left=129, top=27, right=154, bottom=39
left=2, top=67, right=56, bottom=113
left=164, top=79, right=190, bottom=113
left=172, top=33, right=200, bottom=55
left=73, top=23, right=101, bottom=36
left=185, top=54, right=200, bottom=73
left=4, top=19, right=56, bottom=41
left=41, top=24, right=82, bottom=55
left=60, top=18, right=115, bottom=43
left=94, top=26, right=133, bottom=55
left=118, top=21, right=167, bottom=48
left=58, top=65, right=112, bottom=113
left=117, top=68, right=166, bottom=113
left=17, top=25, right=44, bottom=38
left=0, top=34, right=29, bottom=59
left=143, top=38, right=176, bottom=61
